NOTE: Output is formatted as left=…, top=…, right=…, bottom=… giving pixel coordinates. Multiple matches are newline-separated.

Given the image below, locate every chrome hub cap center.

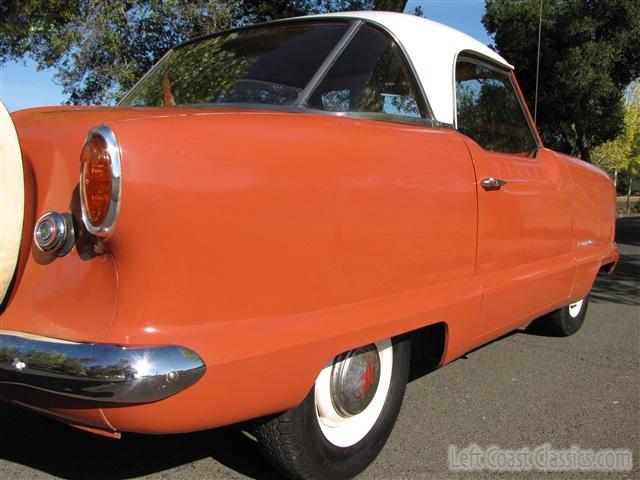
left=330, top=344, right=381, bottom=417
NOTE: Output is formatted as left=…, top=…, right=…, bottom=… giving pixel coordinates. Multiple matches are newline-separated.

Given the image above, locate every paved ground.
left=1, top=218, right=638, bottom=480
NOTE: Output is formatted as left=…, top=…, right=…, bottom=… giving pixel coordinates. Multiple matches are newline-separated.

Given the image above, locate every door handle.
left=480, top=177, right=507, bottom=190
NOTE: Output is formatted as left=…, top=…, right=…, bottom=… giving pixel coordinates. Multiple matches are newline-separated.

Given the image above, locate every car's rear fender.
left=2, top=108, right=482, bottom=431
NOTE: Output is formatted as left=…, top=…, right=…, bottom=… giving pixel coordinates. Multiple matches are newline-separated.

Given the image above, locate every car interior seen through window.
left=122, top=21, right=427, bottom=125
left=307, top=25, right=424, bottom=119
left=455, top=60, right=537, bottom=155
left=122, top=22, right=349, bottom=107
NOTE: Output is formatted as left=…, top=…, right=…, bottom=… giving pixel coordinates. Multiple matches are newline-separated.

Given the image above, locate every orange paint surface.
left=1, top=104, right=618, bottom=434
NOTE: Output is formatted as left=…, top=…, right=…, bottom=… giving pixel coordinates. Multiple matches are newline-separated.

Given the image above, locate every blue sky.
left=0, top=0, right=490, bottom=112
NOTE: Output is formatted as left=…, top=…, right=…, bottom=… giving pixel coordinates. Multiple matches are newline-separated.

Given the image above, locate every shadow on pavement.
left=590, top=216, right=639, bottom=306
left=0, top=401, right=281, bottom=479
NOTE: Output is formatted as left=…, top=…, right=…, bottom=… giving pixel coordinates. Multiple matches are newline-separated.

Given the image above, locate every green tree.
left=483, top=0, right=640, bottom=162
left=592, top=138, right=626, bottom=187
left=620, top=88, right=640, bottom=215
left=1, top=0, right=240, bottom=104
left=593, top=85, right=640, bottom=215
left=0, top=0, right=407, bottom=105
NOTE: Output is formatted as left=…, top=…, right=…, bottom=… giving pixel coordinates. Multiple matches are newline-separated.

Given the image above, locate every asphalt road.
left=1, top=218, right=638, bottom=480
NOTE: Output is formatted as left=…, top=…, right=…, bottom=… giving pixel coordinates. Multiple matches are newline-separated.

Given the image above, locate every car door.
left=454, top=56, right=574, bottom=341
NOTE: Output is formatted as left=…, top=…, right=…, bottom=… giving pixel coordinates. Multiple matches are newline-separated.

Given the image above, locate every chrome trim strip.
left=160, top=102, right=437, bottom=128
left=80, top=125, right=122, bottom=238
left=118, top=48, right=173, bottom=106
left=508, top=70, right=543, bottom=152
left=0, top=332, right=206, bottom=404
left=296, top=20, right=362, bottom=106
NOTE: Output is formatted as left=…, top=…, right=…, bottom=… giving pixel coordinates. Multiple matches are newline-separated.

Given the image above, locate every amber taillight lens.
left=79, top=126, right=121, bottom=238
left=81, top=134, right=112, bottom=226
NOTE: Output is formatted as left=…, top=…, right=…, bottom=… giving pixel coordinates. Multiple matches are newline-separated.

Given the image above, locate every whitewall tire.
left=256, top=337, right=410, bottom=480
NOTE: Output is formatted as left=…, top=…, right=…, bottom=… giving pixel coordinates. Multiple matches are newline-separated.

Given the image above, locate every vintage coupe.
left=0, top=11, right=618, bottom=480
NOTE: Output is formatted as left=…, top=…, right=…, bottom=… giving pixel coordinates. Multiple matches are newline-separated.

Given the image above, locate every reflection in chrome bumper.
left=0, top=331, right=206, bottom=404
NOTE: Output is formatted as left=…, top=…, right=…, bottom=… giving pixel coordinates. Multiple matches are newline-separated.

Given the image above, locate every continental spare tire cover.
left=0, top=100, right=24, bottom=304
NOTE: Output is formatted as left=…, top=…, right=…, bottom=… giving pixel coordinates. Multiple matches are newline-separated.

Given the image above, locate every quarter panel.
left=106, top=113, right=479, bottom=339
left=3, top=109, right=483, bottom=430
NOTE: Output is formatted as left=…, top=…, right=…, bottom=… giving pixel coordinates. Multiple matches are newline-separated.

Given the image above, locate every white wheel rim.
left=0, top=100, right=24, bottom=304
left=314, top=339, right=393, bottom=448
left=568, top=299, right=584, bottom=318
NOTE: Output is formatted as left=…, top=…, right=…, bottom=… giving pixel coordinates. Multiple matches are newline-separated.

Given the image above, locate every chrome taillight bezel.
left=79, top=125, right=122, bottom=238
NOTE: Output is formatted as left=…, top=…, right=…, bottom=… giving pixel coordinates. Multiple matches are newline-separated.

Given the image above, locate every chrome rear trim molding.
left=0, top=331, right=206, bottom=404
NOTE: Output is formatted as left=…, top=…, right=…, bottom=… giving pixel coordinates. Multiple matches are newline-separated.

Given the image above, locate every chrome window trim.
left=301, top=109, right=434, bottom=127
left=296, top=20, right=362, bottom=106
left=118, top=49, right=173, bottom=106
left=80, top=125, right=123, bottom=238
left=507, top=71, right=543, bottom=152
left=144, top=102, right=437, bottom=127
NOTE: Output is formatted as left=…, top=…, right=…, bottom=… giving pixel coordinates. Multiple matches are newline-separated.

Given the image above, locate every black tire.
left=256, top=337, right=410, bottom=480
left=535, top=295, right=590, bottom=337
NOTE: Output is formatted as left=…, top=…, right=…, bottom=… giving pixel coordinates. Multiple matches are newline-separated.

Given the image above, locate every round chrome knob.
left=34, top=211, right=75, bottom=255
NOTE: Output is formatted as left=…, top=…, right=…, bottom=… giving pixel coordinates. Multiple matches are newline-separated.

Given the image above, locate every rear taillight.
left=80, top=126, right=121, bottom=238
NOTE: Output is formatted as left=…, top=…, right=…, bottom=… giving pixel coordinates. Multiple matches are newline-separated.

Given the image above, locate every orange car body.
left=0, top=13, right=618, bottom=438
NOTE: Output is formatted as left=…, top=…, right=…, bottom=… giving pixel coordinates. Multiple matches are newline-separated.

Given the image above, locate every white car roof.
left=311, top=11, right=512, bottom=125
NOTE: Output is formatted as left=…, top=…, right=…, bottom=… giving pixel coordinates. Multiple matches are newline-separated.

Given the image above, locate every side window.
left=455, top=60, right=537, bottom=155
left=306, top=25, right=425, bottom=119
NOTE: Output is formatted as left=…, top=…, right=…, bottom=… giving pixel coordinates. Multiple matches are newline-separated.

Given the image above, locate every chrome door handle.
left=480, top=177, right=507, bottom=190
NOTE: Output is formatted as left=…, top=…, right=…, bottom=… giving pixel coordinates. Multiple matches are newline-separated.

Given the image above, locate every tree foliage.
left=593, top=85, right=640, bottom=174
left=483, top=0, right=640, bottom=162
left=591, top=137, right=627, bottom=182
left=0, top=0, right=407, bottom=105
left=592, top=85, right=640, bottom=213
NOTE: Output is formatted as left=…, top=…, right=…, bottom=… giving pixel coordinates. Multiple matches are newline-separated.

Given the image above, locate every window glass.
left=306, top=25, right=424, bottom=119
left=120, top=22, right=349, bottom=107
left=455, top=60, right=537, bottom=154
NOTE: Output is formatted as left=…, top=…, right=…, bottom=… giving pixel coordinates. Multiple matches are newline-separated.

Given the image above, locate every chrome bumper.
left=0, top=331, right=206, bottom=404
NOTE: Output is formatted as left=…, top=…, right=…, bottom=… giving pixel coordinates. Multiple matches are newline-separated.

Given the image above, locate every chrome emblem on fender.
left=577, top=240, right=594, bottom=247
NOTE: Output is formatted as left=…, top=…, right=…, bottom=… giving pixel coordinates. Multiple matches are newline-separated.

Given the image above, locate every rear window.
left=121, top=22, right=349, bottom=107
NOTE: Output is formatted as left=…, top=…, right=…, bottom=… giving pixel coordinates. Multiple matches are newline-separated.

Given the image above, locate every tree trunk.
left=626, top=173, right=633, bottom=217
left=575, top=134, right=591, bottom=163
